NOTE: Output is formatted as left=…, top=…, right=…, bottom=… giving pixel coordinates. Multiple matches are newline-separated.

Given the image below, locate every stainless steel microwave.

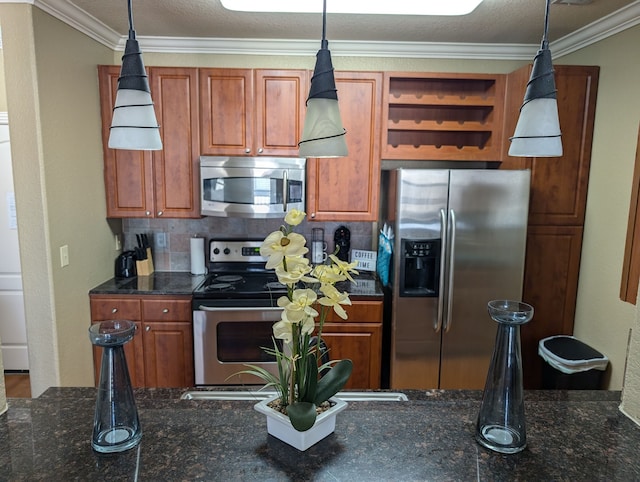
left=199, top=156, right=306, bottom=218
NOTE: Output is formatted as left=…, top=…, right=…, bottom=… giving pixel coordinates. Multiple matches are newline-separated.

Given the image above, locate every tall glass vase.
left=476, top=300, right=534, bottom=454
left=89, top=320, right=142, bottom=453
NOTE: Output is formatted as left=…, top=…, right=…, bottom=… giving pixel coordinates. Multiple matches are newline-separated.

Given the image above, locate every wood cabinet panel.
left=90, top=297, right=142, bottom=321
left=254, top=69, right=308, bottom=156
left=90, top=295, right=193, bottom=388
left=520, top=225, right=583, bottom=388
left=142, top=321, right=194, bottom=388
left=199, top=68, right=253, bottom=156
left=306, top=71, right=382, bottom=222
left=142, top=298, right=192, bottom=321
left=98, top=66, right=154, bottom=218
left=150, top=67, right=200, bottom=218
left=318, top=300, right=383, bottom=389
left=503, top=65, right=599, bottom=226
left=321, top=323, right=382, bottom=389
left=199, top=68, right=307, bottom=156
left=98, top=65, right=200, bottom=218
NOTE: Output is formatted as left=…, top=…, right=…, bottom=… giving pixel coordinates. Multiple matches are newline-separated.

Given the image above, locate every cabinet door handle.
left=145, top=326, right=151, bottom=332
left=157, top=211, right=163, bottom=216
left=258, top=148, right=263, bottom=153
left=162, top=308, right=169, bottom=313
left=245, top=148, right=251, bottom=153
left=311, top=212, right=316, bottom=219
left=112, top=308, right=118, bottom=313
left=146, top=211, right=151, bottom=216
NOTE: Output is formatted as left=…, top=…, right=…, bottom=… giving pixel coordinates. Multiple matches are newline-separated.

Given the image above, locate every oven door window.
left=217, top=321, right=281, bottom=362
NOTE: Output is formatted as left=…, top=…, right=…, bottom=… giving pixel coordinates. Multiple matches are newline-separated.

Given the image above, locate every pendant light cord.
left=127, top=0, right=136, bottom=40
left=321, top=0, right=328, bottom=49
left=541, top=0, right=550, bottom=49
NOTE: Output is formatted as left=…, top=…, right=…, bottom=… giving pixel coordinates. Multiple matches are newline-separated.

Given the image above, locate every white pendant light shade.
left=109, top=88, right=162, bottom=150
left=299, top=98, right=347, bottom=158
left=108, top=0, right=162, bottom=151
left=508, top=97, right=562, bottom=157
left=508, top=0, right=562, bottom=158
left=298, top=0, right=347, bottom=158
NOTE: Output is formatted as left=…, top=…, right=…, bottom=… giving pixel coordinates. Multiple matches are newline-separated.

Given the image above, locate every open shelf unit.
left=382, top=73, right=506, bottom=161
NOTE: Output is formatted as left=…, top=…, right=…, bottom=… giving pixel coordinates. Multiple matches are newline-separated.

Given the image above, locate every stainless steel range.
left=192, top=239, right=287, bottom=385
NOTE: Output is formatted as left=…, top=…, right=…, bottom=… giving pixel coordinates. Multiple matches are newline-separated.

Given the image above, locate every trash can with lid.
left=538, top=335, right=608, bottom=389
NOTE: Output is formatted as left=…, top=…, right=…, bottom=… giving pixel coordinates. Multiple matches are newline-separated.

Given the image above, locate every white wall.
left=562, top=25, right=640, bottom=389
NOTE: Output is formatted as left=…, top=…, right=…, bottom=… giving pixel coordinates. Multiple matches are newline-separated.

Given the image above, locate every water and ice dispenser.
left=399, top=238, right=441, bottom=297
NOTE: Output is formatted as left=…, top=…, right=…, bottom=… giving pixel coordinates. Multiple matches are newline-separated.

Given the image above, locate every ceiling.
left=34, top=0, right=640, bottom=59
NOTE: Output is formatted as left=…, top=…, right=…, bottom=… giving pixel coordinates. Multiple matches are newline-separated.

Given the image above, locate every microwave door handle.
left=282, top=169, right=288, bottom=212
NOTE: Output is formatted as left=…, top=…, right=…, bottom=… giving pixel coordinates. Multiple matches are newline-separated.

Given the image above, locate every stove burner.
left=265, top=281, right=287, bottom=291
left=216, top=275, right=244, bottom=283
left=205, top=283, right=234, bottom=291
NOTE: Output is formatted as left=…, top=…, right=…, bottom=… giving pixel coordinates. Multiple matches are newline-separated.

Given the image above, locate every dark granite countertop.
left=2, top=388, right=639, bottom=481
left=89, top=271, right=384, bottom=298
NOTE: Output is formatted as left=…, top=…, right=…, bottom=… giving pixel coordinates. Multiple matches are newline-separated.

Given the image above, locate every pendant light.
left=108, top=0, right=162, bottom=151
left=298, top=0, right=348, bottom=158
left=508, top=0, right=562, bottom=158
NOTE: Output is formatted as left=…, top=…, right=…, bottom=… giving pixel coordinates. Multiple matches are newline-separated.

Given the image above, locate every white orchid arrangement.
left=241, top=209, right=358, bottom=432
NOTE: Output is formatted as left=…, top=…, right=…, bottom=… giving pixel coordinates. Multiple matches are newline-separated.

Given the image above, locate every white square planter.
left=254, top=396, right=348, bottom=451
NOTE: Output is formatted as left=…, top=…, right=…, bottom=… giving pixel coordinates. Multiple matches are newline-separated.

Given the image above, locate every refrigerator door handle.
left=436, top=208, right=448, bottom=332
left=444, top=208, right=456, bottom=333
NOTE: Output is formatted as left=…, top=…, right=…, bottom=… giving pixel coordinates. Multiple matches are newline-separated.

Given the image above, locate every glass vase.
left=89, top=320, right=142, bottom=453
left=476, top=300, right=534, bottom=454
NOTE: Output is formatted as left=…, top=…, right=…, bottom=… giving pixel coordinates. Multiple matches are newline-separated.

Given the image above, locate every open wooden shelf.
left=382, top=73, right=505, bottom=161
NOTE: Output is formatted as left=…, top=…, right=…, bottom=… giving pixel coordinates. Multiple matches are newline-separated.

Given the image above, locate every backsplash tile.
left=123, top=217, right=374, bottom=272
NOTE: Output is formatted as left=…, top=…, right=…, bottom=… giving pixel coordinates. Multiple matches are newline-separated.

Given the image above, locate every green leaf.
left=287, top=401, right=317, bottom=431
left=299, top=354, right=318, bottom=403
left=314, top=359, right=353, bottom=405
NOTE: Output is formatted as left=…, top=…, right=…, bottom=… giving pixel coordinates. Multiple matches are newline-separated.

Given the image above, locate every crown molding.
left=552, top=1, right=640, bottom=57
left=7, top=0, right=640, bottom=60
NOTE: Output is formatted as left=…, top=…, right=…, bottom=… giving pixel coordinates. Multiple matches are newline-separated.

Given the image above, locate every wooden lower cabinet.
left=320, top=300, right=383, bottom=389
left=520, top=225, right=584, bottom=388
left=90, top=295, right=194, bottom=388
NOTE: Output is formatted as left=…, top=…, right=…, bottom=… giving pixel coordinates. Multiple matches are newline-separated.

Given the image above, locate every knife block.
left=136, top=248, right=154, bottom=276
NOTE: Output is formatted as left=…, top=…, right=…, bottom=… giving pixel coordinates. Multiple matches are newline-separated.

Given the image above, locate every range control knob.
left=213, top=248, right=220, bottom=255
left=224, top=247, right=231, bottom=255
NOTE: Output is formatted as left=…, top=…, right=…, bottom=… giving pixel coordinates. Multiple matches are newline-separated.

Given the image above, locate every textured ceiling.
left=37, top=0, right=640, bottom=57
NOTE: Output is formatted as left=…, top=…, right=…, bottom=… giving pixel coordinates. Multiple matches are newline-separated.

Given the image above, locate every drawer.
left=324, top=301, right=383, bottom=323
left=142, top=299, right=192, bottom=321
left=90, top=298, right=142, bottom=321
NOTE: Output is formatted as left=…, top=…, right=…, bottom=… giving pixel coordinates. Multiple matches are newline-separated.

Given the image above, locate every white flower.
left=277, top=289, right=319, bottom=322
left=260, top=231, right=308, bottom=270
left=328, top=254, right=360, bottom=283
left=318, top=283, right=352, bottom=320
left=275, top=257, right=317, bottom=285
left=284, top=209, right=306, bottom=226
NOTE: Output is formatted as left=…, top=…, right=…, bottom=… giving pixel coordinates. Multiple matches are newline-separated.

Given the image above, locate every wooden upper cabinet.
left=98, top=65, right=201, bottom=218
left=381, top=72, right=505, bottom=161
left=502, top=65, right=600, bottom=226
left=306, top=71, right=383, bottom=222
left=199, top=68, right=308, bottom=156
left=98, top=65, right=154, bottom=218
left=150, top=67, right=200, bottom=218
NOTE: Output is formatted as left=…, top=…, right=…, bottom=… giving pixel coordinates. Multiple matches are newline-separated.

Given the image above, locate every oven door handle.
left=196, top=305, right=283, bottom=312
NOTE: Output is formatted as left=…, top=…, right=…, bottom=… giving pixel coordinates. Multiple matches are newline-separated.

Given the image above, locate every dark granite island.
left=1, top=388, right=639, bottom=481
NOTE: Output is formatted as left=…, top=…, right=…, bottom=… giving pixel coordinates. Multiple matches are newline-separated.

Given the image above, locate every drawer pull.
left=112, top=308, right=118, bottom=313
left=163, top=308, right=169, bottom=313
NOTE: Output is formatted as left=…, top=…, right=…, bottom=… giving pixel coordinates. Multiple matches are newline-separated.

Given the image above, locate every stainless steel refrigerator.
left=381, top=168, right=530, bottom=389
